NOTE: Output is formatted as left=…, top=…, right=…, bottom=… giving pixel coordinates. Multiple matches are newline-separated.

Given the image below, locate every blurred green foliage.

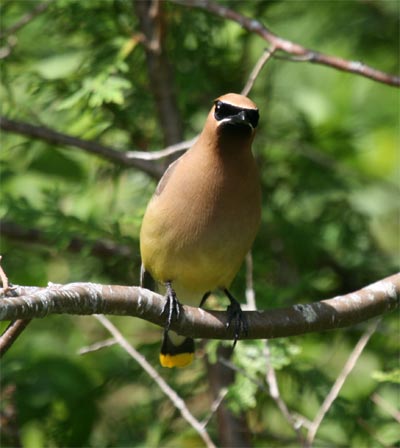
left=0, top=0, right=399, bottom=446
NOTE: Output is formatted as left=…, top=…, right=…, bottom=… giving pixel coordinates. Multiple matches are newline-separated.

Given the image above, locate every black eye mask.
left=214, top=100, right=259, bottom=128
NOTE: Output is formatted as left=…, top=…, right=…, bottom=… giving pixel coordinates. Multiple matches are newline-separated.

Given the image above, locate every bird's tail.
left=160, top=331, right=195, bottom=368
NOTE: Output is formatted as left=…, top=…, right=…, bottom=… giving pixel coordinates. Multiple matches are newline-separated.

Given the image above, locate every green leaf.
left=34, top=52, right=85, bottom=80
left=372, top=369, right=400, bottom=384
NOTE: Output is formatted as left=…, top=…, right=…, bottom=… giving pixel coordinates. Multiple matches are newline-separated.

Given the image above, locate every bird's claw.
left=225, top=292, right=249, bottom=348
left=162, top=282, right=182, bottom=332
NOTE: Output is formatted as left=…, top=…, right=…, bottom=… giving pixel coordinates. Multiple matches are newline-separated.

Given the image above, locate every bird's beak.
left=222, top=111, right=253, bottom=129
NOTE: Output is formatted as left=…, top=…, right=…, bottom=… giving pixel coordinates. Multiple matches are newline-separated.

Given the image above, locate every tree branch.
left=172, top=0, right=400, bottom=88
left=0, top=220, right=133, bottom=260
left=241, top=48, right=275, bottom=97
left=135, top=0, right=184, bottom=146
left=0, top=274, right=398, bottom=342
left=264, top=341, right=305, bottom=443
left=305, top=319, right=380, bottom=447
left=0, top=319, right=32, bottom=357
left=0, top=116, right=163, bottom=179
left=370, top=392, right=400, bottom=424
left=0, top=1, right=53, bottom=40
left=0, top=257, right=32, bottom=357
left=94, top=314, right=217, bottom=448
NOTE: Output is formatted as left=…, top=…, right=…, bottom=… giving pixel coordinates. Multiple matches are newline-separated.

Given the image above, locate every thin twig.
left=78, top=338, right=117, bottom=355
left=0, top=256, right=10, bottom=292
left=125, top=137, right=196, bottom=160
left=0, top=319, right=32, bottom=357
left=264, top=341, right=305, bottom=443
left=356, top=417, right=390, bottom=447
left=94, top=314, right=216, bottom=448
left=305, top=319, right=381, bottom=447
left=246, top=248, right=305, bottom=443
left=0, top=35, right=18, bottom=60
left=172, top=0, right=400, bottom=88
left=0, top=257, right=31, bottom=357
left=370, top=393, right=400, bottom=424
left=201, top=387, right=229, bottom=429
left=0, top=1, right=53, bottom=40
left=241, top=48, right=276, bottom=97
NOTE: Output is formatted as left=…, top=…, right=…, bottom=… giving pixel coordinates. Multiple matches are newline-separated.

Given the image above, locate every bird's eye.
left=214, top=101, right=239, bottom=121
left=214, top=101, right=223, bottom=115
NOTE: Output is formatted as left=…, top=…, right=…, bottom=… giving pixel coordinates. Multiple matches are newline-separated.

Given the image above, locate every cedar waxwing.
left=140, top=93, right=261, bottom=368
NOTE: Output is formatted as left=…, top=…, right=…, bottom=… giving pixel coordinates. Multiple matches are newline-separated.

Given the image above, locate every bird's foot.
left=198, top=291, right=211, bottom=309
left=162, top=281, right=182, bottom=332
left=224, top=289, right=248, bottom=348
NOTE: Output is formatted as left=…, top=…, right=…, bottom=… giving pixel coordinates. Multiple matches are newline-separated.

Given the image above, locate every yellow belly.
left=140, top=205, right=259, bottom=302
left=140, top=143, right=261, bottom=304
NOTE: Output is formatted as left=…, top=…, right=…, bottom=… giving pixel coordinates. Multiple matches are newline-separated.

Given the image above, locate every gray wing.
left=154, top=157, right=181, bottom=196
left=140, top=152, right=188, bottom=289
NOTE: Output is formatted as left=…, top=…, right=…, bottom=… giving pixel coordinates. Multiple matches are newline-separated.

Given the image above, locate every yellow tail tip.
left=160, top=352, right=194, bottom=368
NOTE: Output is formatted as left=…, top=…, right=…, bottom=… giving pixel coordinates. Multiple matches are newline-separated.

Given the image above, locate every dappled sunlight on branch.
left=1, top=273, right=398, bottom=353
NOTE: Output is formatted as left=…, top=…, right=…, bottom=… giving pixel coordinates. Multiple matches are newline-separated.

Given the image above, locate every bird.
left=140, top=93, right=261, bottom=368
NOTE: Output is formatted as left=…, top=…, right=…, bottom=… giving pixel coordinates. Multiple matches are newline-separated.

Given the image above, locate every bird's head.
left=212, top=93, right=259, bottom=139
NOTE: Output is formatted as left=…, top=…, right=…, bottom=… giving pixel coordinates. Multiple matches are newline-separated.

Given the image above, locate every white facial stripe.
left=217, top=101, right=258, bottom=113
left=216, top=117, right=254, bottom=129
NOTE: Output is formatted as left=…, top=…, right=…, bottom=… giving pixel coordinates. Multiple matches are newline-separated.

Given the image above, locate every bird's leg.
left=162, top=281, right=181, bottom=332
left=198, top=291, right=211, bottom=308
left=223, top=289, right=249, bottom=348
